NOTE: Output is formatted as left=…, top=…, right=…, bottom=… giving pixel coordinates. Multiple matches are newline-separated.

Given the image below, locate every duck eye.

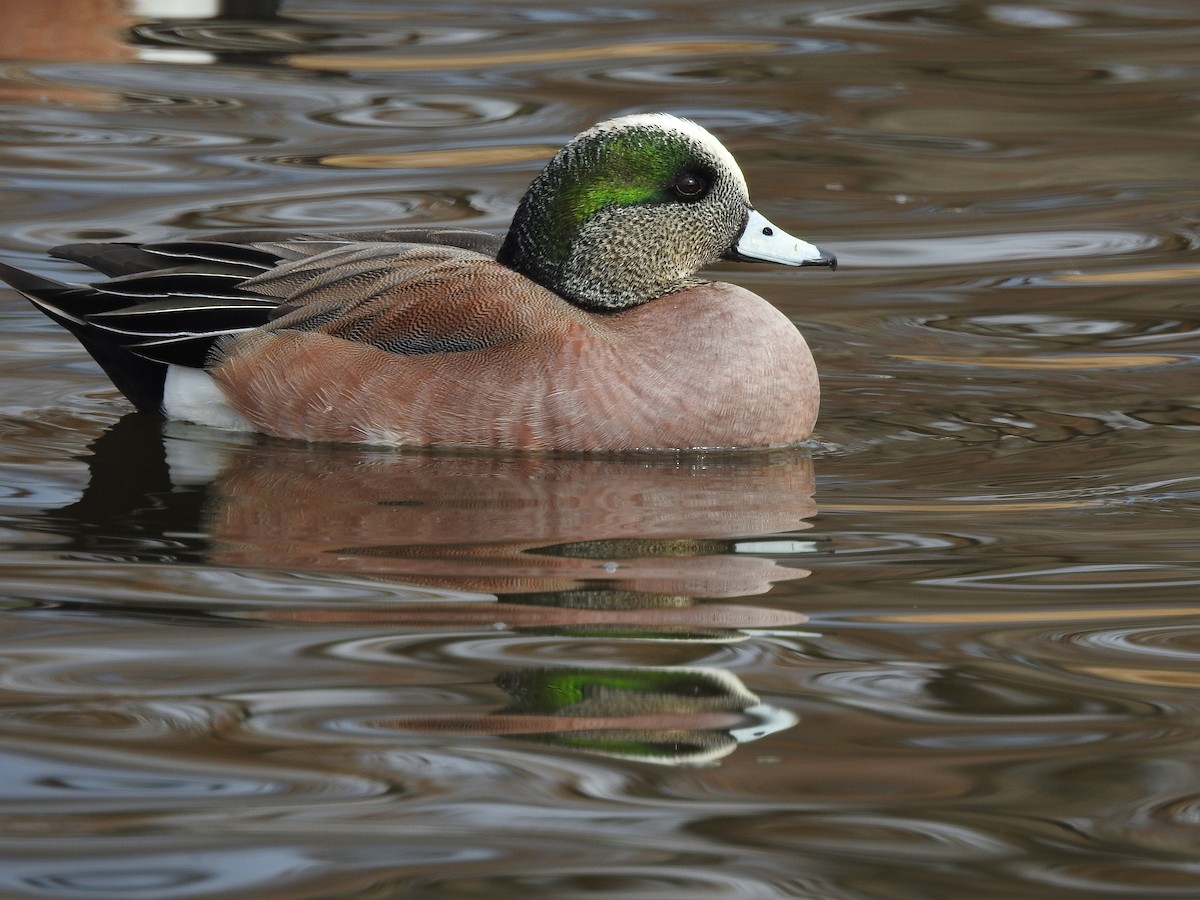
left=671, top=172, right=707, bottom=199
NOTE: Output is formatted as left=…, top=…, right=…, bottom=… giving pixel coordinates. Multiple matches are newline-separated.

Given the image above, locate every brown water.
left=1, top=1, right=1199, bottom=897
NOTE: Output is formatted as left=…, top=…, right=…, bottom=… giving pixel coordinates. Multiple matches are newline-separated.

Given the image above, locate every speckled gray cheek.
left=559, top=180, right=748, bottom=310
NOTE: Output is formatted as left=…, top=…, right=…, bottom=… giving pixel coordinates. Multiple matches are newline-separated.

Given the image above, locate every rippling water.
left=2, top=1, right=1199, bottom=897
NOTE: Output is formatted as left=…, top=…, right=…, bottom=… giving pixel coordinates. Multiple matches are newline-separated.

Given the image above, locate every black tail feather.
left=49, top=242, right=182, bottom=278
left=2, top=227, right=503, bottom=419
left=52, top=240, right=278, bottom=276
left=0, top=262, right=171, bottom=412
left=0, top=260, right=275, bottom=414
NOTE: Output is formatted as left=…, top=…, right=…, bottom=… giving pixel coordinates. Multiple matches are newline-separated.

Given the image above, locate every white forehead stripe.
left=578, top=113, right=749, bottom=196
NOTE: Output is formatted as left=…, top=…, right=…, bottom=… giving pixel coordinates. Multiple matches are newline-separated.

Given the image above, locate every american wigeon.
left=0, top=113, right=835, bottom=451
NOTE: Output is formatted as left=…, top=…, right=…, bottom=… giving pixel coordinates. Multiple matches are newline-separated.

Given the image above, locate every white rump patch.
left=163, top=365, right=254, bottom=433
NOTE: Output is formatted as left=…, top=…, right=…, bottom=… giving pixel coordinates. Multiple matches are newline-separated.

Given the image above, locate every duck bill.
left=725, top=209, right=837, bottom=270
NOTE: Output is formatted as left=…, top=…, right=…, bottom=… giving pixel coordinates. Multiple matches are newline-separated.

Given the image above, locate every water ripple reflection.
left=3, top=0, right=1200, bottom=895
left=0, top=698, right=233, bottom=740
left=840, top=230, right=1163, bottom=268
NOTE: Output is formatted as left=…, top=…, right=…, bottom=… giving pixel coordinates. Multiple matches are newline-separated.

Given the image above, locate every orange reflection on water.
left=322, top=145, right=562, bottom=170
left=894, top=353, right=1183, bottom=369
left=289, top=38, right=782, bottom=71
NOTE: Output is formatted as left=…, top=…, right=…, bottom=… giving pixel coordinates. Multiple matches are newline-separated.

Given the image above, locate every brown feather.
left=210, top=247, right=817, bottom=451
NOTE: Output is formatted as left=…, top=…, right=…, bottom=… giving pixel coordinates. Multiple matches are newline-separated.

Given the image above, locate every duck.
left=0, top=113, right=835, bottom=451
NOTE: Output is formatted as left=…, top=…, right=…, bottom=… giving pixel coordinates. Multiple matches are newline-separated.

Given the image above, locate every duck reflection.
left=373, top=667, right=797, bottom=766
left=53, top=413, right=817, bottom=763
left=61, top=414, right=817, bottom=622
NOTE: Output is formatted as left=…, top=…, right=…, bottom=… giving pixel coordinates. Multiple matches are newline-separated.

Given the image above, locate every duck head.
left=497, top=113, right=836, bottom=311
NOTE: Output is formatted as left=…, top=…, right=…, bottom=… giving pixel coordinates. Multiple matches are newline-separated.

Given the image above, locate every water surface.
left=2, top=1, right=1199, bottom=897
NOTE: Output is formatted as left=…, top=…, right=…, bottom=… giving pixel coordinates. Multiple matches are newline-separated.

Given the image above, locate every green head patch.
left=560, top=128, right=697, bottom=223
left=520, top=125, right=713, bottom=272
